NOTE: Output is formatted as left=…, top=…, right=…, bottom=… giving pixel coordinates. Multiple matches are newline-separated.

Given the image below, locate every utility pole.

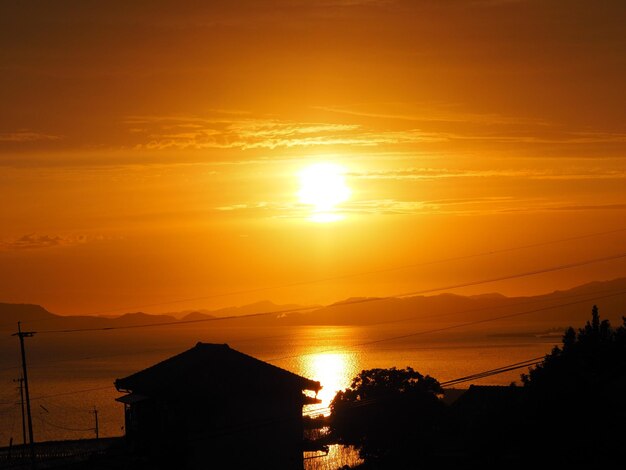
left=13, top=377, right=26, bottom=447
left=93, top=406, right=99, bottom=440
left=13, top=322, right=36, bottom=465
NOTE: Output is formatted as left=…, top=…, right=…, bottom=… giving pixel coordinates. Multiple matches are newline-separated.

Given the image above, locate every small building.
left=115, top=343, right=321, bottom=469
left=445, top=385, right=526, bottom=463
left=451, top=385, right=524, bottom=419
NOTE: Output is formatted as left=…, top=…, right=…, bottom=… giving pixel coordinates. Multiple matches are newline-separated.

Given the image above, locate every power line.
left=33, top=250, right=626, bottom=334
left=16, top=226, right=626, bottom=319
left=0, top=346, right=187, bottom=372
left=36, top=415, right=94, bottom=433
left=0, top=290, right=596, bottom=371
left=150, top=354, right=552, bottom=445
left=40, top=397, right=96, bottom=414
left=304, top=356, right=550, bottom=419
left=444, top=361, right=543, bottom=387
left=188, top=354, right=549, bottom=441
left=0, top=289, right=604, bottom=416
left=391, top=251, right=626, bottom=299
left=2, top=289, right=619, bottom=414
left=2, top=286, right=608, bottom=430
left=265, top=289, right=626, bottom=363
left=28, top=386, right=115, bottom=402
left=0, top=355, right=563, bottom=439
left=263, top=289, right=622, bottom=365
left=0, top=352, right=550, bottom=408
left=363, top=286, right=624, bottom=327
left=440, top=357, right=544, bottom=387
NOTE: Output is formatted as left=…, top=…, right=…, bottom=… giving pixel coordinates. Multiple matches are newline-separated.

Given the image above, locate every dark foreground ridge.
left=324, top=305, right=626, bottom=468
left=1, top=307, right=624, bottom=469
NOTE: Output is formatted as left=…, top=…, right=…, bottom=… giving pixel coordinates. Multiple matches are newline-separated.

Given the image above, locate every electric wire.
left=2, top=235, right=624, bottom=439
left=1, top=286, right=619, bottom=409
left=8, top=226, right=626, bottom=322
left=36, top=414, right=93, bottom=433
left=0, top=284, right=614, bottom=378
left=29, top=250, right=626, bottom=334
left=28, top=386, right=115, bottom=402
left=265, top=289, right=626, bottom=363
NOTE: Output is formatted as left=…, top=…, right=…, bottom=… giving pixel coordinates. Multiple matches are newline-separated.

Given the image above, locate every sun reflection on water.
left=302, top=352, right=354, bottom=416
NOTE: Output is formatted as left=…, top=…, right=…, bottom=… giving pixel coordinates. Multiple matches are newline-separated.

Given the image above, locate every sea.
left=0, top=323, right=559, bottom=467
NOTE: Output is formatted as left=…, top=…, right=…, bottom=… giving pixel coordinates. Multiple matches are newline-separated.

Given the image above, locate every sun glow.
left=303, top=353, right=352, bottom=415
left=297, top=163, right=350, bottom=222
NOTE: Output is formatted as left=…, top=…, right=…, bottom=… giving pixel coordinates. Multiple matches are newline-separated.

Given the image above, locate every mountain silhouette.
left=0, top=302, right=59, bottom=324
left=277, top=277, right=626, bottom=331
left=1, top=278, right=625, bottom=333
left=179, top=311, right=217, bottom=322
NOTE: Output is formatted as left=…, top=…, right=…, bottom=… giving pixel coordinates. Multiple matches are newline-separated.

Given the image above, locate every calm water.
left=0, top=323, right=558, bottom=466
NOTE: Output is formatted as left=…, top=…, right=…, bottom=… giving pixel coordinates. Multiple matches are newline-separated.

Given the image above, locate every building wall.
left=127, top=386, right=306, bottom=469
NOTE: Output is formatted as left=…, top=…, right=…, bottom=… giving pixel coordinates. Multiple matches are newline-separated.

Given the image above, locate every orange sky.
left=1, top=0, right=625, bottom=315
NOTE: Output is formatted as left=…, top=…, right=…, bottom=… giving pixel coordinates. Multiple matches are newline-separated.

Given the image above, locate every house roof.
left=114, top=343, right=321, bottom=396
left=452, top=385, right=524, bottom=412
left=115, top=393, right=149, bottom=405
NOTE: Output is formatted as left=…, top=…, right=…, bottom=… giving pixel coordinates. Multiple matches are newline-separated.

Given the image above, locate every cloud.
left=351, top=168, right=525, bottom=180
left=213, top=195, right=626, bottom=220
left=350, top=168, right=626, bottom=181
left=0, top=233, right=92, bottom=251
left=126, top=112, right=626, bottom=153
left=216, top=202, right=270, bottom=212
left=0, top=130, right=61, bottom=142
left=314, top=105, right=549, bottom=126
left=342, top=198, right=626, bottom=216
left=127, top=114, right=449, bottom=151
left=341, top=197, right=520, bottom=216
left=213, top=196, right=519, bottom=219
left=457, top=132, right=626, bottom=145
left=504, top=203, right=626, bottom=213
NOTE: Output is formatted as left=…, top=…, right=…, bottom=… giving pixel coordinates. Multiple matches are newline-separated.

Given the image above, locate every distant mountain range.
left=0, top=299, right=313, bottom=332
left=166, top=300, right=307, bottom=321
left=1, top=278, right=625, bottom=333
left=281, top=277, right=626, bottom=329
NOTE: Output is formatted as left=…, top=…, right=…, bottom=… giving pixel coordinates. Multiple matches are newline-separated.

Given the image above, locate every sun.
left=297, top=163, right=350, bottom=222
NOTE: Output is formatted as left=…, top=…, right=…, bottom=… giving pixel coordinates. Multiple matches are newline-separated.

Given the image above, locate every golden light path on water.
left=299, top=351, right=363, bottom=468
left=300, top=352, right=355, bottom=415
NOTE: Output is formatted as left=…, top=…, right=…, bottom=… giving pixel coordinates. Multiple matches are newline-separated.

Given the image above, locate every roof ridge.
left=115, top=343, right=321, bottom=393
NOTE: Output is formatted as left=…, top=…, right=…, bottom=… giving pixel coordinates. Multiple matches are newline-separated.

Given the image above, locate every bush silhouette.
left=330, top=367, right=443, bottom=466
left=522, top=305, right=626, bottom=464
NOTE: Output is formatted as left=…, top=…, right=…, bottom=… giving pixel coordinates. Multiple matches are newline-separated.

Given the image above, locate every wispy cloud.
left=0, top=130, right=61, bottom=142
left=314, top=105, right=549, bottom=126
left=216, top=202, right=271, bottom=212
left=341, top=197, right=519, bottom=216
left=127, top=115, right=448, bottom=150
left=344, top=198, right=626, bottom=216
left=350, top=167, right=626, bottom=181
left=456, top=132, right=626, bottom=145
left=0, top=233, right=93, bottom=251
left=214, top=194, right=626, bottom=220
left=214, top=196, right=519, bottom=219
left=127, top=112, right=626, bottom=152
left=504, top=202, right=626, bottom=213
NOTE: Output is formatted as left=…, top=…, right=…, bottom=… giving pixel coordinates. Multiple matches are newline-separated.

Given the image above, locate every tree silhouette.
left=330, top=367, right=443, bottom=466
left=522, top=305, right=626, bottom=465
left=523, top=305, right=626, bottom=390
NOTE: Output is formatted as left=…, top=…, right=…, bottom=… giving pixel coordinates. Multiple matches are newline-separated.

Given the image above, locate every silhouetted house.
left=115, top=343, right=321, bottom=469
left=451, top=385, right=524, bottom=420
left=445, top=385, right=526, bottom=462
